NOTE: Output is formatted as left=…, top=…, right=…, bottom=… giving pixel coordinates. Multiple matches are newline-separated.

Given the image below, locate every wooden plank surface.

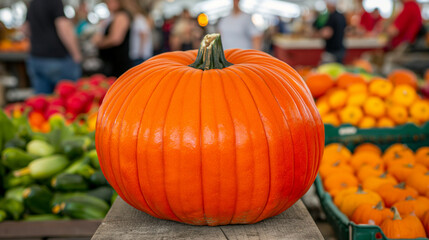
left=0, top=220, right=101, bottom=239
left=92, top=198, right=323, bottom=240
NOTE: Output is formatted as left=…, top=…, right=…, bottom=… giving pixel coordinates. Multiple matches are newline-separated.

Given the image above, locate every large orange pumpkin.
left=95, top=34, right=325, bottom=226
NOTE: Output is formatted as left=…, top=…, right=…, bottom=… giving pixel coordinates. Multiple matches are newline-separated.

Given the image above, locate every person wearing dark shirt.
left=92, top=0, right=132, bottom=78
left=386, top=0, right=422, bottom=50
left=24, top=0, right=82, bottom=94
left=319, top=0, right=346, bottom=63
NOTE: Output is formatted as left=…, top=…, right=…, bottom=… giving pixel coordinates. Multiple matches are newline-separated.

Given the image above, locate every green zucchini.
left=5, top=187, right=25, bottom=202
left=61, top=136, right=91, bottom=160
left=88, top=186, right=114, bottom=203
left=64, top=157, right=94, bottom=178
left=53, top=195, right=109, bottom=219
left=4, top=173, right=34, bottom=189
left=14, top=155, right=69, bottom=179
left=89, top=170, right=108, bottom=187
left=23, top=185, right=53, bottom=214
left=23, top=214, right=61, bottom=221
left=51, top=192, right=87, bottom=207
left=0, top=198, right=24, bottom=220
left=2, top=147, right=36, bottom=170
left=4, top=137, right=26, bottom=150
left=51, top=173, right=88, bottom=192
left=26, top=139, right=55, bottom=157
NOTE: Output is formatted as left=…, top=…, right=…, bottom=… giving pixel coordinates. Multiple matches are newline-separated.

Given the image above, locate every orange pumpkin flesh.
left=351, top=201, right=393, bottom=225
left=380, top=207, right=426, bottom=239
left=95, top=34, right=324, bottom=226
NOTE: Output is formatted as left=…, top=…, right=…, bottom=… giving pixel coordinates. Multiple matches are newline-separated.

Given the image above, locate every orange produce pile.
left=309, top=71, right=429, bottom=127
left=320, top=143, right=429, bottom=238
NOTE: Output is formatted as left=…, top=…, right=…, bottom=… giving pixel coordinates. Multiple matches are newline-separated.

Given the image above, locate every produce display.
left=320, top=142, right=429, bottom=239
left=0, top=76, right=117, bottom=222
left=95, top=33, right=324, bottom=226
left=303, top=63, right=429, bottom=128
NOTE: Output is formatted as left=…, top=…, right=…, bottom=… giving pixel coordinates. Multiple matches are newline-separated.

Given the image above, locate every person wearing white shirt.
left=218, top=0, right=262, bottom=50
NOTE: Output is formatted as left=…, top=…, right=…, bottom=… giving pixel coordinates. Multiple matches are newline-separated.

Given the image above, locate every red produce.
left=66, top=91, right=94, bottom=114
left=55, top=81, right=77, bottom=100
left=89, top=74, right=106, bottom=86
left=44, top=105, right=65, bottom=119
left=421, top=83, right=429, bottom=99
left=50, top=98, right=65, bottom=107
left=25, top=96, right=49, bottom=112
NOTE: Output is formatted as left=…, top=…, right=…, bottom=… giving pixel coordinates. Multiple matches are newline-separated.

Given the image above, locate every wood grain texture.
left=92, top=198, right=323, bottom=240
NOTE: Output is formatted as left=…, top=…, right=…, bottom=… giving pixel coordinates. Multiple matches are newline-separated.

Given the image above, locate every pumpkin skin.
left=324, top=173, right=358, bottom=196
left=391, top=85, right=417, bottom=107
left=362, top=173, right=398, bottom=191
left=339, top=105, right=363, bottom=125
left=95, top=34, right=324, bottom=226
left=387, top=105, right=408, bottom=125
left=357, top=164, right=384, bottom=182
left=319, top=161, right=354, bottom=179
left=376, top=183, right=419, bottom=207
left=416, top=147, right=429, bottom=168
left=305, top=73, right=334, bottom=98
left=354, top=143, right=382, bottom=157
left=423, top=210, right=429, bottom=236
left=358, top=116, right=376, bottom=128
left=388, top=69, right=418, bottom=89
left=337, top=187, right=382, bottom=218
left=337, top=73, right=366, bottom=89
left=351, top=202, right=393, bottom=225
left=368, top=77, right=393, bottom=99
left=363, top=96, right=385, bottom=118
left=406, top=171, right=429, bottom=195
left=410, top=101, right=429, bottom=123
left=350, top=152, right=383, bottom=170
left=388, top=163, right=428, bottom=182
left=380, top=207, right=426, bottom=239
left=393, top=196, right=429, bottom=219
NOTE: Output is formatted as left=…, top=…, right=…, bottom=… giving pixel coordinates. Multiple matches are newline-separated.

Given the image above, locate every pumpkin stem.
left=374, top=201, right=383, bottom=210
left=425, top=171, right=429, bottom=176
left=374, top=164, right=380, bottom=170
left=333, top=160, right=341, bottom=167
left=394, top=152, right=401, bottom=159
left=357, top=185, right=364, bottom=194
left=395, top=182, right=406, bottom=189
left=379, top=172, right=388, bottom=178
left=405, top=196, right=415, bottom=201
left=189, top=33, right=233, bottom=70
left=391, top=207, right=402, bottom=220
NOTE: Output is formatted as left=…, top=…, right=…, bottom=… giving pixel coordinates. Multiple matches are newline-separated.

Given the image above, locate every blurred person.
left=124, top=0, right=153, bottom=66
left=386, top=0, right=422, bottom=50
left=170, top=9, right=202, bottom=51
left=75, top=0, right=90, bottom=37
left=359, top=7, right=382, bottom=34
left=217, top=0, right=262, bottom=50
left=24, top=0, right=82, bottom=94
left=319, top=0, right=346, bottom=63
left=92, top=0, right=132, bottom=77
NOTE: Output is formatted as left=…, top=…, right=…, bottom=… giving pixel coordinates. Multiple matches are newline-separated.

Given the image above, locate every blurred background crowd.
left=0, top=0, right=428, bottom=101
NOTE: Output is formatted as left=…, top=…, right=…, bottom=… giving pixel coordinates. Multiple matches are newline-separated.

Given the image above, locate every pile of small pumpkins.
left=320, top=143, right=429, bottom=239
left=306, top=69, right=429, bottom=127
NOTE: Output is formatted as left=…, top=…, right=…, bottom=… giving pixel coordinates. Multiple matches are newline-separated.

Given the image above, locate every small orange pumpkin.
left=358, top=116, right=376, bottom=128
left=376, top=182, right=419, bottom=207
left=363, top=96, right=385, bottom=118
left=324, top=173, right=359, bottom=196
left=410, top=101, right=429, bottom=123
left=387, top=105, right=408, bottom=125
left=324, top=143, right=352, bottom=160
left=334, top=187, right=358, bottom=206
left=346, top=93, right=367, bottom=107
left=406, top=171, right=429, bottom=195
left=388, top=69, right=418, bottom=89
left=328, top=89, right=348, bottom=109
left=393, top=196, right=429, bottom=219
left=339, top=105, right=363, bottom=125
left=319, top=161, right=354, bottom=179
left=383, top=147, right=415, bottom=169
left=376, top=117, right=395, bottom=128
left=362, top=173, right=398, bottom=191
left=349, top=151, right=383, bottom=170
left=388, top=163, right=428, bottom=182
left=316, top=100, right=330, bottom=116
left=347, top=83, right=367, bottom=94
left=351, top=201, right=393, bottom=225
left=305, top=73, right=335, bottom=98
left=337, top=186, right=383, bottom=218
left=354, top=143, right=382, bottom=156
left=368, top=77, right=393, bottom=99
left=337, top=73, right=367, bottom=89
left=416, top=147, right=429, bottom=168
left=423, top=210, right=429, bottom=236
left=357, top=164, right=384, bottom=182
left=391, top=85, right=417, bottom=107
left=321, top=113, right=341, bottom=126
left=380, top=207, right=426, bottom=239
left=384, top=144, right=411, bottom=156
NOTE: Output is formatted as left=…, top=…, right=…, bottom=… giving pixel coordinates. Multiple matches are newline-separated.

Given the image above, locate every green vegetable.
left=30, top=132, right=49, bottom=142
left=51, top=192, right=87, bottom=207
left=111, top=192, right=118, bottom=205
left=0, top=109, right=16, bottom=150
left=89, top=170, right=108, bottom=187
left=88, top=186, right=114, bottom=203
left=5, top=187, right=25, bottom=202
left=53, top=195, right=109, bottom=219
left=2, top=148, right=36, bottom=170
left=61, top=137, right=91, bottom=160
left=0, top=210, right=6, bottom=222
left=4, top=173, right=34, bottom=189
left=87, top=149, right=100, bottom=169
left=23, top=185, right=53, bottom=214
left=26, top=139, right=55, bottom=157
left=14, top=155, right=69, bottom=179
left=51, top=173, right=88, bottom=192
left=24, top=214, right=61, bottom=221
left=4, top=137, right=27, bottom=150
left=0, top=198, right=24, bottom=220
left=64, top=157, right=94, bottom=178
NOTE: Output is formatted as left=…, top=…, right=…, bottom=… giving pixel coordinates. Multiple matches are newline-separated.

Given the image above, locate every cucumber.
left=23, top=214, right=61, bottom=221
left=89, top=170, right=108, bottom=187
left=61, top=137, right=91, bottom=160
left=64, top=157, right=94, bottom=178
left=5, top=187, right=25, bottom=202
left=26, top=139, right=55, bottom=157
left=53, top=195, right=109, bottom=219
left=0, top=198, right=24, bottom=220
left=88, top=186, right=114, bottom=203
left=0, top=210, right=6, bottom=222
left=51, top=173, right=88, bottom=192
left=87, top=149, right=100, bottom=169
left=4, top=137, right=26, bottom=150
left=14, top=155, right=69, bottom=179
left=23, top=185, right=53, bottom=214
left=2, top=148, right=36, bottom=170
left=4, top=173, right=34, bottom=189
left=51, top=192, right=87, bottom=207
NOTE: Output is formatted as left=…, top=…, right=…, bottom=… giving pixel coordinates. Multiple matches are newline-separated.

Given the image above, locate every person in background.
left=319, top=0, right=346, bottom=63
left=24, top=0, right=82, bottom=94
left=386, top=0, right=422, bottom=50
left=360, top=8, right=382, bottom=34
left=124, top=0, right=153, bottom=66
left=92, top=0, right=132, bottom=77
left=217, top=0, right=262, bottom=50
left=75, top=0, right=90, bottom=37
left=170, top=9, right=202, bottom=51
